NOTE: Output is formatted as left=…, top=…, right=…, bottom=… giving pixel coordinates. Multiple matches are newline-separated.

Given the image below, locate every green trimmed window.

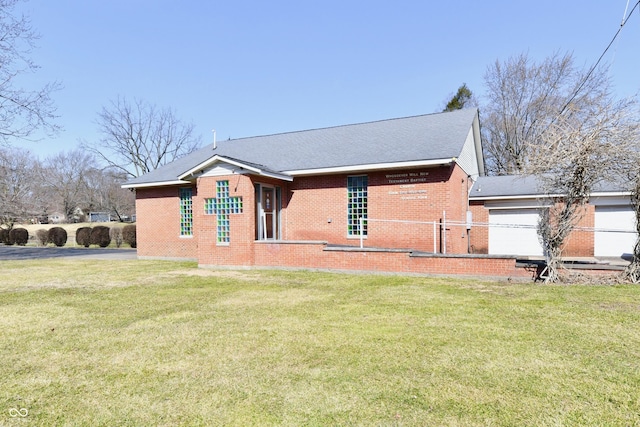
left=347, top=176, right=367, bottom=236
left=179, top=188, right=193, bottom=236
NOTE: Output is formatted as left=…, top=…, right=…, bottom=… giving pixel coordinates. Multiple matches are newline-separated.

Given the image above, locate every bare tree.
left=84, top=167, right=135, bottom=221
left=0, top=0, right=59, bottom=144
left=620, top=137, right=640, bottom=282
left=39, top=149, right=96, bottom=222
left=83, top=97, right=202, bottom=178
left=0, top=146, right=42, bottom=227
left=482, top=52, right=609, bottom=175
left=531, top=98, right=639, bottom=282
left=625, top=175, right=640, bottom=283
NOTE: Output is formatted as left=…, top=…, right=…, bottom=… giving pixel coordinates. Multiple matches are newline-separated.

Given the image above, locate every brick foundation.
left=195, top=241, right=536, bottom=280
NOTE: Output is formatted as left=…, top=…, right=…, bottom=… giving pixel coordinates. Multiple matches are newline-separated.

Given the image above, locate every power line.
left=557, top=1, right=640, bottom=116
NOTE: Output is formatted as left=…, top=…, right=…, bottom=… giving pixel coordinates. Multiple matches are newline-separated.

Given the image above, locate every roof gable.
left=180, top=155, right=293, bottom=182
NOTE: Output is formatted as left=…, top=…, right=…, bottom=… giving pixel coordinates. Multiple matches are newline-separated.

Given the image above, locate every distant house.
left=123, top=108, right=636, bottom=277
left=89, top=212, right=110, bottom=223
left=47, top=207, right=86, bottom=224
left=48, top=212, right=66, bottom=224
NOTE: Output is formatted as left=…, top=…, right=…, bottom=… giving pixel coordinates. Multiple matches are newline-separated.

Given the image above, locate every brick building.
left=123, top=108, right=635, bottom=278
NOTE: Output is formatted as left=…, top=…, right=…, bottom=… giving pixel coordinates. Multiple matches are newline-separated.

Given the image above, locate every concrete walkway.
left=0, top=246, right=137, bottom=261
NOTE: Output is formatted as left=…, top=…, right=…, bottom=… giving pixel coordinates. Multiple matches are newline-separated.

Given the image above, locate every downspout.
left=466, top=174, right=473, bottom=253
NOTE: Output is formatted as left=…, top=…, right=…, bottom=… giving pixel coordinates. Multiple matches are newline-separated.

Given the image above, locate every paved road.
left=0, top=246, right=137, bottom=261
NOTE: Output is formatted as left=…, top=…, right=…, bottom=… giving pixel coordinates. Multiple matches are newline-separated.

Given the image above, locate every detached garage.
left=470, top=175, right=639, bottom=259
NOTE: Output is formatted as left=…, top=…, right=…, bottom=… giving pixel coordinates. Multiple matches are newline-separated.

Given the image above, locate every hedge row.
left=0, top=227, right=29, bottom=245
left=0, top=224, right=136, bottom=248
left=75, top=225, right=136, bottom=248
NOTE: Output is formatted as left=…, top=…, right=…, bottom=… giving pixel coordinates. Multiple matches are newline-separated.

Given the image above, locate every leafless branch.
left=83, top=97, right=202, bottom=178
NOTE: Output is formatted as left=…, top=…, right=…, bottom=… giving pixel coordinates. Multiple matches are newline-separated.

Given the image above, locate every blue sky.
left=14, top=0, right=640, bottom=159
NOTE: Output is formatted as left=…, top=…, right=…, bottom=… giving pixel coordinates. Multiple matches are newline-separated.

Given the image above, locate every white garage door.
left=489, top=209, right=543, bottom=256
left=594, top=206, right=636, bottom=257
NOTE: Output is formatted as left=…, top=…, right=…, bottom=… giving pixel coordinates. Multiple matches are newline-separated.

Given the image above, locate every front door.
left=262, top=187, right=275, bottom=239
left=256, top=184, right=280, bottom=240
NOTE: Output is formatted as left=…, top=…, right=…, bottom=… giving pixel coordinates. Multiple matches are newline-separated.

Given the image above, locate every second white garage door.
left=594, top=206, right=636, bottom=257
left=489, top=209, right=543, bottom=256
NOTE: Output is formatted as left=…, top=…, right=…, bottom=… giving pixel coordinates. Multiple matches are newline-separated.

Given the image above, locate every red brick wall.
left=199, top=240, right=618, bottom=280
left=469, top=200, right=489, bottom=254
left=135, top=186, right=197, bottom=259
left=560, top=204, right=595, bottom=257
left=245, top=242, right=535, bottom=279
left=284, top=165, right=469, bottom=252
left=135, top=165, right=476, bottom=260
left=285, top=175, right=343, bottom=242
left=194, top=174, right=258, bottom=266
left=443, top=165, right=474, bottom=254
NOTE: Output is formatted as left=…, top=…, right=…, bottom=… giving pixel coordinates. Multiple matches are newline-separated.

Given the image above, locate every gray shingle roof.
left=469, top=175, right=540, bottom=198
left=469, top=175, right=630, bottom=199
left=125, top=108, right=479, bottom=187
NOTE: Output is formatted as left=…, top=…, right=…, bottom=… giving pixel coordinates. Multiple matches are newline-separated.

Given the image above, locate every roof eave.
left=121, top=179, right=192, bottom=189
left=469, top=193, right=563, bottom=201
left=285, top=158, right=456, bottom=176
left=590, top=191, right=631, bottom=197
left=470, top=191, right=632, bottom=202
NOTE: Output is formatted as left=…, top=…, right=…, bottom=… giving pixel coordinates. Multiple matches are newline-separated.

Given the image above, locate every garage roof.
left=470, top=175, right=631, bottom=200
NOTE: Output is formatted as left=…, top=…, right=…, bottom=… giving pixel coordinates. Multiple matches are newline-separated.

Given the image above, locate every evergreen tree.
left=443, top=83, right=475, bottom=112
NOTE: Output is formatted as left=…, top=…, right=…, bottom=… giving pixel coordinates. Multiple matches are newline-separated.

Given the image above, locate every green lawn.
left=1, top=260, right=639, bottom=426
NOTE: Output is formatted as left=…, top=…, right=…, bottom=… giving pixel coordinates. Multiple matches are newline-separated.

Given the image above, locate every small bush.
left=110, top=227, right=123, bottom=248
left=35, top=229, right=50, bottom=246
left=0, top=228, right=10, bottom=245
left=9, top=228, right=28, bottom=246
left=76, top=227, right=92, bottom=247
left=122, top=224, right=136, bottom=248
left=90, top=226, right=111, bottom=248
left=48, top=227, right=68, bottom=247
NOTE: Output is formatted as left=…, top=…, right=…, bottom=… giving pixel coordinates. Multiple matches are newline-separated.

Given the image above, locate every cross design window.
left=204, top=180, right=243, bottom=244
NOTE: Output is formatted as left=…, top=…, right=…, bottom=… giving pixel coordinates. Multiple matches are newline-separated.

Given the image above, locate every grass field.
left=1, top=259, right=639, bottom=426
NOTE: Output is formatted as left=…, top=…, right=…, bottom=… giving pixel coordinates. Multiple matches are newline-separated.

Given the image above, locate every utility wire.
left=556, top=0, right=640, bottom=117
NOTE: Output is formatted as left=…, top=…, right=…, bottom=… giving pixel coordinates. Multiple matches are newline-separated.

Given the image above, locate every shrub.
left=48, top=227, right=68, bottom=247
left=90, top=226, right=111, bottom=248
left=122, top=224, right=136, bottom=248
left=0, top=228, right=10, bottom=245
left=76, top=227, right=92, bottom=247
left=110, top=227, right=123, bottom=248
left=9, top=228, right=28, bottom=246
left=35, top=229, right=50, bottom=246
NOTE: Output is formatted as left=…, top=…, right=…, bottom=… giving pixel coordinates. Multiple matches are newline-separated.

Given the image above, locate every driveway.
left=0, top=246, right=137, bottom=261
